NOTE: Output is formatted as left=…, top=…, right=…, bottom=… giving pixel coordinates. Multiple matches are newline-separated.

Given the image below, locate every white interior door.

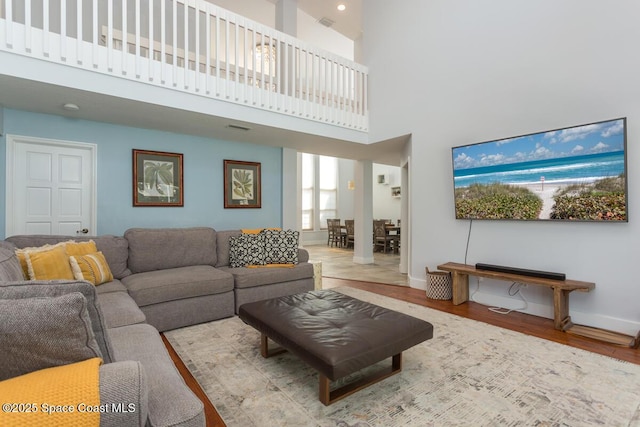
left=6, top=135, right=97, bottom=237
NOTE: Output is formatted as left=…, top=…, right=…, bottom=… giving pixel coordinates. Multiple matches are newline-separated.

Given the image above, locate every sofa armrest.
left=298, top=248, right=309, bottom=263
left=99, top=361, right=148, bottom=427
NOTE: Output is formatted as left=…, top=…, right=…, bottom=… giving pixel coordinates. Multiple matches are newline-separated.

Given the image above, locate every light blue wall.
left=0, top=108, right=283, bottom=238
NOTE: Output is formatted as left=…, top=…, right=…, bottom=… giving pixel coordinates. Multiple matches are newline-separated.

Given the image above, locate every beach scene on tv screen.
left=453, top=118, right=627, bottom=221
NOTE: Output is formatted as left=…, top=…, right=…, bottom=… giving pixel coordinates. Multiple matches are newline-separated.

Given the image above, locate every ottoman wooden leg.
left=319, top=353, right=403, bottom=405
left=260, top=334, right=287, bottom=358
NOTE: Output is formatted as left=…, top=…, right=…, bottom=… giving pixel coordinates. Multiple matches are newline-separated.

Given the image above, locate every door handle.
left=77, top=228, right=89, bottom=234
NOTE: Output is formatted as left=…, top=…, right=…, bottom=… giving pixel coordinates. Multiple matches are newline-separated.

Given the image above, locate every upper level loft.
left=0, top=0, right=369, bottom=132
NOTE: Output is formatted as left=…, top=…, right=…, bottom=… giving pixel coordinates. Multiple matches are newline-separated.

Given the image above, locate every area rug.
left=164, top=288, right=640, bottom=426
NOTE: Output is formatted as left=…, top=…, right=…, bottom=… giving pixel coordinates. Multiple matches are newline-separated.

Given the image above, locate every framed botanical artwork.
left=133, top=149, right=184, bottom=207
left=224, top=160, right=261, bottom=208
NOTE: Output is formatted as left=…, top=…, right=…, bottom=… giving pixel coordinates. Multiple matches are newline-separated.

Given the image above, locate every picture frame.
left=224, top=160, right=261, bottom=208
left=133, top=149, right=184, bottom=207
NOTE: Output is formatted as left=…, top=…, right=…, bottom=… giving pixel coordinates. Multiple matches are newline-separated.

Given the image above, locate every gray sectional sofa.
left=0, top=227, right=314, bottom=427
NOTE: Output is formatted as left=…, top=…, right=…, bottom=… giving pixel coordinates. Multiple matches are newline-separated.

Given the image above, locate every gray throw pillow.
left=0, top=243, right=25, bottom=281
left=0, top=292, right=103, bottom=380
left=263, top=229, right=299, bottom=264
left=0, top=280, right=114, bottom=363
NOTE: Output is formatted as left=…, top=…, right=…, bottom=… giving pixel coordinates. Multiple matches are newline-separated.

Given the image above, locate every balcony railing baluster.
left=0, top=0, right=368, bottom=131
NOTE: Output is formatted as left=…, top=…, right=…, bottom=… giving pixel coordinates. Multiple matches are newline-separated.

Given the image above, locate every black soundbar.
left=475, top=263, right=566, bottom=281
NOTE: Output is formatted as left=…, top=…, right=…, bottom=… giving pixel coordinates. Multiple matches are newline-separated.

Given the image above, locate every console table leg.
left=553, top=287, right=573, bottom=331
left=452, top=272, right=469, bottom=305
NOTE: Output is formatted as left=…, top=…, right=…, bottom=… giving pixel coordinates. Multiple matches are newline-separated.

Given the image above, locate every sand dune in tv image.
left=452, top=118, right=627, bottom=221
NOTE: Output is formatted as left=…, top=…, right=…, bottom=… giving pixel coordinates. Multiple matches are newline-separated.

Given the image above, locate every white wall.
left=372, top=163, right=401, bottom=222
left=364, top=0, right=640, bottom=334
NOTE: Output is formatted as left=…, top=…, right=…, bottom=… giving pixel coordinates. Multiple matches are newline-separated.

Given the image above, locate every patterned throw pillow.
left=229, top=234, right=266, bottom=268
left=69, top=252, right=114, bottom=286
left=263, top=229, right=299, bottom=265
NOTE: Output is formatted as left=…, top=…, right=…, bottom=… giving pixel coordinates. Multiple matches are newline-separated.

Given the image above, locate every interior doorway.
left=5, top=134, right=97, bottom=237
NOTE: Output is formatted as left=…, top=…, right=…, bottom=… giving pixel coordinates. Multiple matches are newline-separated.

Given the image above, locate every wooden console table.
left=436, top=262, right=594, bottom=331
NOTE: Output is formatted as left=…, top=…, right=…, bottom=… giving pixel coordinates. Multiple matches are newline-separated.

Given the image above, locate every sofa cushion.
left=125, top=227, right=217, bottom=273
left=6, top=235, right=132, bottom=279
left=0, top=280, right=115, bottom=363
left=94, top=278, right=128, bottom=294
left=0, top=242, right=25, bottom=281
left=70, top=251, right=114, bottom=285
left=215, top=230, right=242, bottom=268
left=0, top=292, right=102, bottom=381
left=219, top=262, right=314, bottom=289
left=121, top=265, right=234, bottom=307
left=96, top=291, right=146, bottom=328
left=107, top=323, right=204, bottom=427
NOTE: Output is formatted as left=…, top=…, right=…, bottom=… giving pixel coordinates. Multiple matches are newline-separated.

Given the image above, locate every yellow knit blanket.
left=0, top=358, right=102, bottom=427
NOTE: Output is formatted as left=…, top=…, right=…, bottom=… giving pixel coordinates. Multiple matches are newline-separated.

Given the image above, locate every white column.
left=275, top=0, right=297, bottom=98
left=353, top=160, right=374, bottom=264
left=354, top=34, right=364, bottom=64
left=281, top=147, right=300, bottom=231
left=275, top=0, right=297, bottom=36
left=400, top=159, right=409, bottom=274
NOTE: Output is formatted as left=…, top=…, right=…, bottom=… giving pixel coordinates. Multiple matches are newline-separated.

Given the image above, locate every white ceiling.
left=294, top=0, right=363, bottom=40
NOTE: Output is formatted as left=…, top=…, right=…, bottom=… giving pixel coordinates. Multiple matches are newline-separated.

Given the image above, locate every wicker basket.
left=425, top=266, right=452, bottom=300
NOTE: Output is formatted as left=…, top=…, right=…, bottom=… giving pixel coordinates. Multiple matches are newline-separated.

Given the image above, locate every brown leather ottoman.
left=238, top=289, right=434, bottom=405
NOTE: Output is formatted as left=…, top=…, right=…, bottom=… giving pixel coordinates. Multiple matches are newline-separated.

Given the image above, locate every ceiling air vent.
left=318, top=17, right=335, bottom=28
left=227, top=124, right=251, bottom=131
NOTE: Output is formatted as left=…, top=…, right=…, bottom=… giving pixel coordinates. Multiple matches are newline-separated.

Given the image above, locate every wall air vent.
left=318, top=17, right=335, bottom=28
left=227, top=124, right=251, bottom=131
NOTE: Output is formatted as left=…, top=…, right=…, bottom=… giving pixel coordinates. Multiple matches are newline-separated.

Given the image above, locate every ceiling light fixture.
left=337, top=4, right=346, bottom=11
left=62, top=103, right=80, bottom=111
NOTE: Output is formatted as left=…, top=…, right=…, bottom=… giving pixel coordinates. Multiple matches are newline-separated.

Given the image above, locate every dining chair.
left=327, top=219, right=346, bottom=247
left=326, top=219, right=335, bottom=246
left=373, top=220, right=397, bottom=253
left=345, top=219, right=355, bottom=249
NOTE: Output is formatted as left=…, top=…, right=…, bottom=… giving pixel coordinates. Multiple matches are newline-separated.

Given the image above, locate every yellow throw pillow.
left=241, top=227, right=282, bottom=234
left=64, top=240, right=97, bottom=257
left=0, top=357, right=102, bottom=427
left=69, top=252, right=113, bottom=286
left=15, top=243, right=66, bottom=280
left=24, top=245, right=75, bottom=281
left=241, top=228, right=264, bottom=234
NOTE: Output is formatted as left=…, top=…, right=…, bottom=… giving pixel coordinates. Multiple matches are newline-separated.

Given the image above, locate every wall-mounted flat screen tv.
left=452, top=118, right=627, bottom=221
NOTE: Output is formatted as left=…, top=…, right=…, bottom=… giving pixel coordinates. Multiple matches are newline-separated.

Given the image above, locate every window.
left=301, top=153, right=314, bottom=230
left=318, top=156, right=337, bottom=228
left=301, top=154, right=338, bottom=231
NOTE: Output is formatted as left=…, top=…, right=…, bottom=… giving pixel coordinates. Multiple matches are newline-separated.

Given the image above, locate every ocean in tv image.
left=452, top=118, right=627, bottom=221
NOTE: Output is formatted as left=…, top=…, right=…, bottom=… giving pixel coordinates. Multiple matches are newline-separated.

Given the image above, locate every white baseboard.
left=408, top=277, right=640, bottom=337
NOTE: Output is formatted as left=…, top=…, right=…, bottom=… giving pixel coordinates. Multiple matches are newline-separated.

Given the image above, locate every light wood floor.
left=163, top=278, right=640, bottom=427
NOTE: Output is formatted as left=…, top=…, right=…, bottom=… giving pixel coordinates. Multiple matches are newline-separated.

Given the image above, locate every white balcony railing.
left=0, top=0, right=368, bottom=130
